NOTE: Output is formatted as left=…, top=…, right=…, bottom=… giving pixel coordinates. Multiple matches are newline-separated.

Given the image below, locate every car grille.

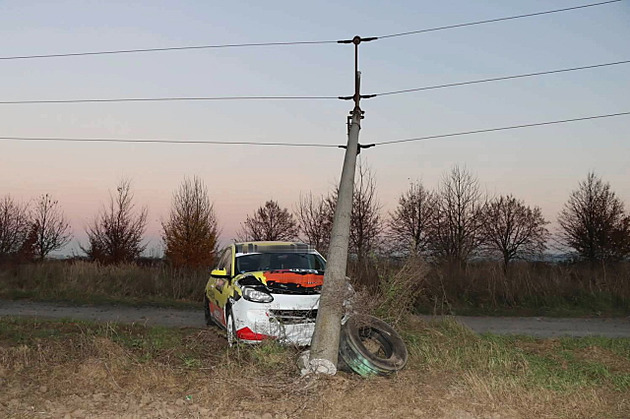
left=270, top=309, right=318, bottom=325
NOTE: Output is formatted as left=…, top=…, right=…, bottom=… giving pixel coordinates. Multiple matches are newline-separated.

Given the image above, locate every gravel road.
left=1, top=299, right=628, bottom=338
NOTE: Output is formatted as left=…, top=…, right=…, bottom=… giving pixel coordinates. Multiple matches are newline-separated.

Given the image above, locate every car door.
left=207, top=246, right=234, bottom=325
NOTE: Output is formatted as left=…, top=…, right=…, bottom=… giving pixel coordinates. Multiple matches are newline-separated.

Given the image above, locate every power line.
left=0, top=136, right=340, bottom=148
left=0, top=1, right=621, bottom=62
left=0, top=39, right=338, bottom=61
left=0, top=95, right=339, bottom=105
left=2, top=111, right=628, bottom=148
left=378, top=0, right=623, bottom=39
left=373, top=111, right=630, bottom=146
left=3, top=59, right=627, bottom=105
left=374, top=60, right=630, bottom=97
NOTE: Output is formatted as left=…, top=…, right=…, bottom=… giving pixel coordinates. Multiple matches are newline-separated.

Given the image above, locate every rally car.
left=204, top=241, right=326, bottom=346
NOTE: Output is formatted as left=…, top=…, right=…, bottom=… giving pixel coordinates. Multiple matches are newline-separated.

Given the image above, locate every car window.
left=235, top=254, right=268, bottom=273
left=236, top=253, right=325, bottom=273
left=216, top=248, right=233, bottom=277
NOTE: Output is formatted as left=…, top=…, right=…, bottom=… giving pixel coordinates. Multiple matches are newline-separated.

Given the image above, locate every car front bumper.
left=231, top=293, right=320, bottom=346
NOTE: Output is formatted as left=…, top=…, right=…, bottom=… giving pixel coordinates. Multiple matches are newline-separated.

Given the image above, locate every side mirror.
left=211, top=268, right=229, bottom=278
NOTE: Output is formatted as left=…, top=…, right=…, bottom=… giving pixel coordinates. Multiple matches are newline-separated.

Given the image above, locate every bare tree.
left=327, top=163, right=383, bottom=261
left=558, top=172, right=630, bottom=264
left=387, top=181, right=436, bottom=256
left=83, top=179, right=148, bottom=264
left=0, top=195, right=31, bottom=258
left=480, top=195, right=548, bottom=269
left=429, top=165, right=485, bottom=267
left=162, top=177, right=220, bottom=268
left=237, top=200, right=299, bottom=242
left=31, top=194, right=72, bottom=260
left=295, top=192, right=333, bottom=255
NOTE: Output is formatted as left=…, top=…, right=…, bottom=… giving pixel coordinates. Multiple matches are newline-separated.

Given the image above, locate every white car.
left=204, top=241, right=326, bottom=346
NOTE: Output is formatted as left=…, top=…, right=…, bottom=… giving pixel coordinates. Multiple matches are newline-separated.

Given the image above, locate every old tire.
left=338, top=314, right=408, bottom=377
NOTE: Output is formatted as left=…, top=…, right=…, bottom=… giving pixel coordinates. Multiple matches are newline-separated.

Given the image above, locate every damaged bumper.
left=231, top=293, right=319, bottom=346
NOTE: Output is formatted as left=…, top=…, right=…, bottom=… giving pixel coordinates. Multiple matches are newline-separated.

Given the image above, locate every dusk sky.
left=1, top=0, right=629, bottom=256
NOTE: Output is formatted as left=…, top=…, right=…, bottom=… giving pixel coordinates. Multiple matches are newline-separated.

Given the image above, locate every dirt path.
left=1, top=299, right=628, bottom=338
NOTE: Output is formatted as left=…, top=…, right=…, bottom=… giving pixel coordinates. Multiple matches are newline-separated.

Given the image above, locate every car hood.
left=237, top=270, right=323, bottom=294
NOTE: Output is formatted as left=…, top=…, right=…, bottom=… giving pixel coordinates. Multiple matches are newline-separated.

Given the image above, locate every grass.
left=1, top=316, right=629, bottom=418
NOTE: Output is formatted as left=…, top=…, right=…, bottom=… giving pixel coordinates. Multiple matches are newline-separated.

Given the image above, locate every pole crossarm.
left=338, top=94, right=376, bottom=100
left=336, top=36, right=378, bottom=44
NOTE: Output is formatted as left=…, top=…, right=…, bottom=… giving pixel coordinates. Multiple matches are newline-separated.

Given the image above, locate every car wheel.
left=204, top=295, right=212, bottom=326
left=338, top=314, right=408, bottom=377
left=226, top=311, right=237, bottom=347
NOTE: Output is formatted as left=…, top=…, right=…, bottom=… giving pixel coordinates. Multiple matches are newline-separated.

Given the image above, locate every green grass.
left=403, top=318, right=630, bottom=393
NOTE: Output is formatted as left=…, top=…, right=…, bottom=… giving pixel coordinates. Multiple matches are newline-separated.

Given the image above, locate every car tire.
left=338, top=314, right=408, bottom=377
left=226, top=311, right=237, bottom=347
left=204, top=295, right=212, bottom=326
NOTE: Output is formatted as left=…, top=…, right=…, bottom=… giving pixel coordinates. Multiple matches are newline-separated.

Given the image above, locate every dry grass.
left=1, top=316, right=629, bottom=418
left=348, top=257, right=629, bottom=317
left=1, top=258, right=628, bottom=317
left=416, top=260, right=630, bottom=316
left=0, top=260, right=207, bottom=306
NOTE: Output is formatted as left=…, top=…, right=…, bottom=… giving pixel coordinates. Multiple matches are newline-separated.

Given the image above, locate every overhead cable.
left=2, top=59, right=627, bottom=105
left=377, top=0, right=623, bottom=40
left=0, top=136, right=339, bottom=148
left=0, top=1, right=621, bottom=62
left=0, top=95, right=339, bottom=105
left=373, top=111, right=630, bottom=146
left=2, top=112, right=628, bottom=148
left=0, top=39, right=338, bottom=61
left=374, top=60, right=630, bottom=97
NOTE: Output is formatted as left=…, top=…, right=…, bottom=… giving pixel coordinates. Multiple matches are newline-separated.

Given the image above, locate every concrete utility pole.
left=309, top=36, right=375, bottom=374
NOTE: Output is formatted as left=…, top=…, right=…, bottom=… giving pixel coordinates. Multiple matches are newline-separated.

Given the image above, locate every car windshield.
left=235, top=253, right=326, bottom=274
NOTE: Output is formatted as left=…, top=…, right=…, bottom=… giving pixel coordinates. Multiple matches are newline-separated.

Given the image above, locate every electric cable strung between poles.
left=1, top=59, right=627, bottom=105
left=0, top=136, right=340, bottom=147
left=0, top=39, right=339, bottom=61
left=372, top=60, right=630, bottom=97
left=375, top=0, right=623, bottom=39
left=1, top=111, right=628, bottom=147
left=0, top=1, right=620, bottom=61
left=0, top=95, right=340, bottom=105
left=370, top=111, right=630, bottom=147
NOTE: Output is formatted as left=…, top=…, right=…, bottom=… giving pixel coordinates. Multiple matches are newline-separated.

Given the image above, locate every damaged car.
left=204, top=241, right=326, bottom=346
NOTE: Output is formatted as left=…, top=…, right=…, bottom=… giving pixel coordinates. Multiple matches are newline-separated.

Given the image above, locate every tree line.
left=1, top=166, right=629, bottom=268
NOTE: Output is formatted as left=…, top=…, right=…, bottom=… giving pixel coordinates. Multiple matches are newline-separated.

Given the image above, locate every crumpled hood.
left=240, top=270, right=324, bottom=291
left=260, top=270, right=324, bottom=288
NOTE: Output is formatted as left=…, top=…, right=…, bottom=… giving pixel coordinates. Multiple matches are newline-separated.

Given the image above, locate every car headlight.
left=242, top=287, right=274, bottom=303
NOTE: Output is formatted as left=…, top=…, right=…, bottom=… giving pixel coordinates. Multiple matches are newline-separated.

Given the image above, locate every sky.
left=1, top=0, right=629, bottom=256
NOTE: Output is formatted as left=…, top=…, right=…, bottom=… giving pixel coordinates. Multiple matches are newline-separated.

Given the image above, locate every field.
left=1, top=316, right=629, bottom=418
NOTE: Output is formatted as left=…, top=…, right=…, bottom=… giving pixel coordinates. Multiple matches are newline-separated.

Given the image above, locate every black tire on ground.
left=338, top=314, right=408, bottom=377
left=226, top=310, right=237, bottom=347
left=204, top=295, right=212, bottom=326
